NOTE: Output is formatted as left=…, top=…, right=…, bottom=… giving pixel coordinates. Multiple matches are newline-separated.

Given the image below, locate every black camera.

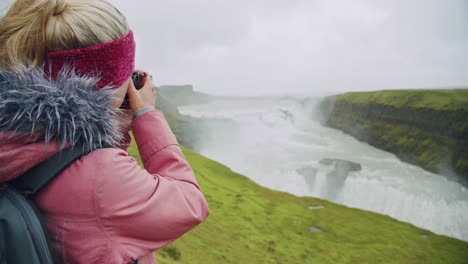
left=132, top=72, right=146, bottom=89
left=120, top=72, right=147, bottom=109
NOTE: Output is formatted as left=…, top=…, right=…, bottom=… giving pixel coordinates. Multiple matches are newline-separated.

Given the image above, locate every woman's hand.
left=127, top=70, right=157, bottom=113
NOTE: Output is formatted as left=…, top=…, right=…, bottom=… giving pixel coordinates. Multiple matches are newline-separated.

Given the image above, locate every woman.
left=0, top=0, right=209, bottom=263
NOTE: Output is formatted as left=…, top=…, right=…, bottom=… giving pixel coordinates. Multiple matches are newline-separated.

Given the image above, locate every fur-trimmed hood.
left=0, top=67, right=125, bottom=183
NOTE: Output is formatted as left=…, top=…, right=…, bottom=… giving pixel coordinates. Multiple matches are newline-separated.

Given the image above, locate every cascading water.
left=178, top=96, right=468, bottom=241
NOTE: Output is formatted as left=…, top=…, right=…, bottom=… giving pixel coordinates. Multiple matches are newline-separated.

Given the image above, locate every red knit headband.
left=44, top=30, right=135, bottom=90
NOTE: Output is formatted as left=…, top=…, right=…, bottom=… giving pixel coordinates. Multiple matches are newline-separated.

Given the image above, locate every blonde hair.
left=0, top=0, right=129, bottom=71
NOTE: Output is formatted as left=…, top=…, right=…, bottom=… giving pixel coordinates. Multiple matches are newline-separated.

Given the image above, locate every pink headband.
left=45, top=30, right=135, bottom=90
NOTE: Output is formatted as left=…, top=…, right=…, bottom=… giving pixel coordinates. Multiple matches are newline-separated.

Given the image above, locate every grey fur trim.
left=0, top=66, right=125, bottom=151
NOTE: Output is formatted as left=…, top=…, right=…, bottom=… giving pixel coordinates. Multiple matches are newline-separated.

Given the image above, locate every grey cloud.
left=110, top=0, right=466, bottom=96
left=1, top=0, right=466, bottom=96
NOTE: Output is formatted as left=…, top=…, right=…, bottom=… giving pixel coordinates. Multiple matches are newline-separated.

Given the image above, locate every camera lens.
left=132, top=72, right=142, bottom=89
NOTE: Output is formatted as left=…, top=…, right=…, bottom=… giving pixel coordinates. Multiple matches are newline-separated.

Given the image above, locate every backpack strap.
left=11, top=143, right=113, bottom=197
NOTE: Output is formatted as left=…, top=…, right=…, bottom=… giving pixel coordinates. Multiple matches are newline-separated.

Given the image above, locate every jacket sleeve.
left=94, top=110, right=210, bottom=257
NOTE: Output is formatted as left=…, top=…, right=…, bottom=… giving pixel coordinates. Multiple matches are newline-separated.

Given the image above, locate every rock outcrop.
left=320, top=90, right=468, bottom=184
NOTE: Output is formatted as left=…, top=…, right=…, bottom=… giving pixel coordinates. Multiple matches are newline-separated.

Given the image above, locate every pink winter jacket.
left=0, top=69, right=210, bottom=263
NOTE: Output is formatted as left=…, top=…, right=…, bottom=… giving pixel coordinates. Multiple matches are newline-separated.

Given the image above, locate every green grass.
left=331, top=89, right=468, bottom=110
left=126, top=139, right=468, bottom=264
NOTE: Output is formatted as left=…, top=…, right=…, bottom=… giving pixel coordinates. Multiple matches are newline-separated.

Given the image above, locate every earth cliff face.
left=154, top=85, right=214, bottom=151
left=320, top=90, right=468, bottom=184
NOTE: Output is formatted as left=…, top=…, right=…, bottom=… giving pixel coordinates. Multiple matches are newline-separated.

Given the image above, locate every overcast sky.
left=2, top=0, right=468, bottom=96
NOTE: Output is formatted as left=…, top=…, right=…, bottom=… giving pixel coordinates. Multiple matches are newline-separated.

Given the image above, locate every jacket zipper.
left=5, top=186, right=54, bottom=264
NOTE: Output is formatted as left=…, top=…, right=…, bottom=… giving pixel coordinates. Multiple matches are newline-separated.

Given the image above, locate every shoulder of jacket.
left=74, top=147, right=141, bottom=200
left=81, top=147, right=131, bottom=166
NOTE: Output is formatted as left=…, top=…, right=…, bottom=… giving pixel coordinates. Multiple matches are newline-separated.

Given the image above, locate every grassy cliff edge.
left=126, top=135, right=468, bottom=263
left=321, top=89, right=468, bottom=183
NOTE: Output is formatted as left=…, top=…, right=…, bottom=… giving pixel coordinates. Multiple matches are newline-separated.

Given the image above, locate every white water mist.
left=179, top=96, right=468, bottom=241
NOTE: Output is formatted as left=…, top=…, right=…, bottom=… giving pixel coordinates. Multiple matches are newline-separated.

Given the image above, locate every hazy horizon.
left=113, top=0, right=468, bottom=96
left=2, top=0, right=468, bottom=96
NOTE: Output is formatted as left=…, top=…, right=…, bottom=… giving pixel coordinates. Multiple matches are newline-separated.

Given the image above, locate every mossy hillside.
left=331, top=89, right=468, bottom=111
left=126, top=139, right=468, bottom=264
left=153, top=88, right=197, bottom=150
left=321, top=90, right=468, bottom=182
